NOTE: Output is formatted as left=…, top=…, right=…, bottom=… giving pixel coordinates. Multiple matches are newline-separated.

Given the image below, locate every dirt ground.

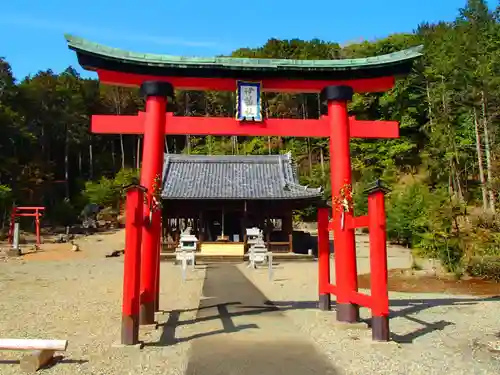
left=358, top=269, right=500, bottom=297
left=0, top=229, right=124, bottom=262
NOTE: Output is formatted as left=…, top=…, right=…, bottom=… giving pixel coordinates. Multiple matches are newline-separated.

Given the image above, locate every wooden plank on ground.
left=20, top=349, right=55, bottom=373
left=0, top=339, right=68, bottom=351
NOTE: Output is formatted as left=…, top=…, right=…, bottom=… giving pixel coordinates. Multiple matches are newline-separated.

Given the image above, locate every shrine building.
left=160, top=152, right=325, bottom=257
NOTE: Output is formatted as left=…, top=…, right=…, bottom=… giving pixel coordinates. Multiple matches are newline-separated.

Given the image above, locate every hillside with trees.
left=1, top=0, right=499, bottom=276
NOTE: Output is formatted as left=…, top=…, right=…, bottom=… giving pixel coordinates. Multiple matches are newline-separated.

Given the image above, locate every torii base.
left=121, top=315, right=140, bottom=346
left=139, top=302, right=156, bottom=326
left=336, top=303, right=360, bottom=323
left=371, top=316, right=390, bottom=342
left=318, top=294, right=331, bottom=311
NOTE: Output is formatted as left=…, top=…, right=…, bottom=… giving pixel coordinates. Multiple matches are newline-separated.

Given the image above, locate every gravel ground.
left=0, top=231, right=206, bottom=375
left=1, top=231, right=499, bottom=374
left=238, top=237, right=500, bottom=375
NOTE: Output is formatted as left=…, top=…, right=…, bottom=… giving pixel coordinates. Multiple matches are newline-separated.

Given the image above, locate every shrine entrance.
left=65, top=34, right=422, bottom=345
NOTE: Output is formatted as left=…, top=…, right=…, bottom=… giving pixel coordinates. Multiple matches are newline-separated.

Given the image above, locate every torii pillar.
left=324, top=85, right=359, bottom=322
left=138, top=81, right=173, bottom=325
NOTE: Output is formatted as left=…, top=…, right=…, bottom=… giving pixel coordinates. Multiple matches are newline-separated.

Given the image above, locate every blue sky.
left=1, top=0, right=467, bottom=80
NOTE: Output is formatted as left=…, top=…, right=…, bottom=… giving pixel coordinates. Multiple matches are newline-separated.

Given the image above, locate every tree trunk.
left=64, top=125, right=70, bottom=200
left=109, top=87, right=126, bottom=171
left=425, top=80, right=433, bottom=127
left=307, top=138, right=313, bottom=176
left=320, top=147, right=325, bottom=177
left=89, top=140, right=93, bottom=179
left=120, top=134, right=125, bottom=170
left=441, top=80, right=464, bottom=202
left=111, top=140, right=116, bottom=169
left=301, top=95, right=312, bottom=176
left=454, top=166, right=464, bottom=202
left=448, top=173, right=454, bottom=196
left=78, top=151, right=82, bottom=177
left=481, top=90, right=495, bottom=212
left=136, top=136, right=141, bottom=169
left=132, top=136, right=136, bottom=169
left=186, top=135, right=191, bottom=154
left=41, top=124, right=46, bottom=161
left=231, top=136, right=238, bottom=155
left=473, top=108, right=488, bottom=211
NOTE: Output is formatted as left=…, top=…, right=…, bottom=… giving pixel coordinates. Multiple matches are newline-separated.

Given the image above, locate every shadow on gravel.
left=150, top=291, right=499, bottom=346
left=147, top=264, right=280, bottom=348
left=149, top=265, right=498, bottom=356
left=266, top=296, right=500, bottom=344
left=0, top=357, right=88, bottom=370
left=147, top=303, right=262, bottom=347
left=387, top=296, right=500, bottom=343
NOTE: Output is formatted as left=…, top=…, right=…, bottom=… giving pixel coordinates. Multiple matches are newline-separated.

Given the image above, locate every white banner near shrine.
left=236, top=81, right=262, bottom=122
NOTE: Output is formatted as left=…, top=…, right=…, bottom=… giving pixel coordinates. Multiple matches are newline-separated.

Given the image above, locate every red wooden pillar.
left=122, top=185, right=146, bottom=345
left=317, top=206, right=331, bottom=310
left=139, top=81, right=173, bottom=325
left=367, top=181, right=390, bottom=341
left=323, top=85, right=360, bottom=323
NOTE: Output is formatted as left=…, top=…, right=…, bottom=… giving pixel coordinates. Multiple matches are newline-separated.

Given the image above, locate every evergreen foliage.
left=1, top=1, right=499, bottom=273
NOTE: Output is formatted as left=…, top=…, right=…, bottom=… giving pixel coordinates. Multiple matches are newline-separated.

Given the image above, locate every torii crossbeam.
left=91, top=113, right=399, bottom=138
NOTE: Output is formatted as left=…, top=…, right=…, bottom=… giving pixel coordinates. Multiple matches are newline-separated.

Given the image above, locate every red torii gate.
left=8, top=206, right=45, bottom=246
left=65, top=34, right=422, bottom=345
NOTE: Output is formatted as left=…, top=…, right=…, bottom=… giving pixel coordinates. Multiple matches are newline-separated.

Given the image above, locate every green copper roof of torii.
left=65, top=34, right=423, bottom=72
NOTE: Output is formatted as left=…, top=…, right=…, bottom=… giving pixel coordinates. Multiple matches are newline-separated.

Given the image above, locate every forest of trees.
left=1, top=0, right=500, bottom=276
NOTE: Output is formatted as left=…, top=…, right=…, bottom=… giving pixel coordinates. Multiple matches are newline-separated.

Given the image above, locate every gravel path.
left=0, top=231, right=206, bottom=375
left=184, top=264, right=336, bottom=375
left=238, top=238, right=500, bottom=375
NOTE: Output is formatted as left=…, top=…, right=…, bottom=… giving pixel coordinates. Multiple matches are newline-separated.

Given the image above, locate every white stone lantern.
left=246, top=227, right=271, bottom=269
left=176, top=227, right=198, bottom=267
left=246, top=227, right=263, bottom=246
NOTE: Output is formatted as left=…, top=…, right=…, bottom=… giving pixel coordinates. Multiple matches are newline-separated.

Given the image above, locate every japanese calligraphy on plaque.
left=236, top=81, right=262, bottom=122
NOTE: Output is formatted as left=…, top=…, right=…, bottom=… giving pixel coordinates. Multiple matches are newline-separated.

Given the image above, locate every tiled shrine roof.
left=161, top=153, right=322, bottom=200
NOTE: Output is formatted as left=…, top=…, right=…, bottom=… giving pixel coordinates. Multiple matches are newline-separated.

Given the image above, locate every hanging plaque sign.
left=236, top=81, right=262, bottom=122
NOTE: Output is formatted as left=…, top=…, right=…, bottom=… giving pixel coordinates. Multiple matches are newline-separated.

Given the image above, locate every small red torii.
left=9, top=206, right=45, bottom=246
